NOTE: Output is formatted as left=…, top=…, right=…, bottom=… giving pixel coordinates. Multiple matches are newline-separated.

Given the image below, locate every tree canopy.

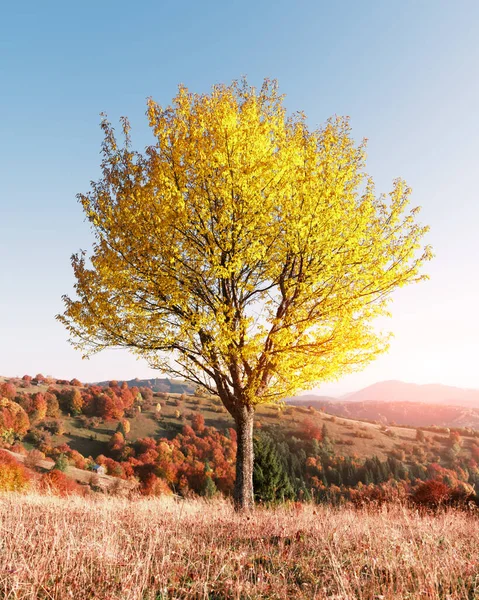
left=58, top=78, right=432, bottom=508
left=58, top=79, right=431, bottom=408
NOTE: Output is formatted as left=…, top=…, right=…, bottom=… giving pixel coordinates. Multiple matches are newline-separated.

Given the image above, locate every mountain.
left=288, top=381, right=479, bottom=428
left=292, top=399, right=479, bottom=428
left=343, top=380, right=479, bottom=408
left=94, top=377, right=195, bottom=394
left=288, top=394, right=337, bottom=404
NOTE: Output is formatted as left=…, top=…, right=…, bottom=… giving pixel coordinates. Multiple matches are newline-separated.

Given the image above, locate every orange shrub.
left=0, top=450, right=31, bottom=492
left=140, top=473, right=173, bottom=496
left=0, top=398, right=30, bottom=443
left=41, top=470, right=85, bottom=496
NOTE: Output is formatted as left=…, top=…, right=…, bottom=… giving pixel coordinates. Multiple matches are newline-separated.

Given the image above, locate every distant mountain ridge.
left=289, top=380, right=479, bottom=429
left=93, top=377, right=194, bottom=394
left=341, top=380, right=479, bottom=407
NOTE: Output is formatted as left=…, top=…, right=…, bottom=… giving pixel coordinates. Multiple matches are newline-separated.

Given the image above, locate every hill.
left=289, top=397, right=479, bottom=429
left=344, top=380, right=479, bottom=407
left=2, top=373, right=479, bottom=503
left=93, top=377, right=195, bottom=394
left=289, top=380, right=479, bottom=428
left=2, top=373, right=475, bottom=461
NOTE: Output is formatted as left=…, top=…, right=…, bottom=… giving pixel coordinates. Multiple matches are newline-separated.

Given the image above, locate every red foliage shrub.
left=0, top=383, right=16, bottom=400
left=24, top=449, right=46, bottom=469
left=191, top=413, right=205, bottom=434
left=41, top=470, right=85, bottom=496
left=412, top=480, right=451, bottom=508
left=108, top=432, right=125, bottom=459
left=301, top=418, right=322, bottom=441
left=140, top=473, right=173, bottom=496
left=349, top=482, right=409, bottom=507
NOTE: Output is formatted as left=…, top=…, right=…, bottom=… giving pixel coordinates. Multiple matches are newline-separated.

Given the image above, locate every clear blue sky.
left=1, top=0, right=478, bottom=393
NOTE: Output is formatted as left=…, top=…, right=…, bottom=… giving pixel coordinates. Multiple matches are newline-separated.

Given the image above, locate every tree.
left=253, top=432, right=294, bottom=502
left=116, top=418, right=130, bottom=437
left=108, top=431, right=125, bottom=457
left=201, top=474, right=218, bottom=499
left=58, top=79, right=431, bottom=510
left=32, top=393, right=47, bottom=422
left=59, top=388, right=83, bottom=415
left=45, top=392, right=61, bottom=418
left=54, top=453, right=69, bottom=472
left=0, top=398, right=29, bottom=443
left=0, top=382, right=16, bottom=400
left=191, top=413, right=205, bottom=434
left=0, top=450, right=31, bottom=492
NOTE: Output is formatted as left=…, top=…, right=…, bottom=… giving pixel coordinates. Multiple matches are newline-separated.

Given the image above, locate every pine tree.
left=202, top=475, right=217, bottom=499
left=253, top=432, right=294, bottom=502
left=54, top=454, right=69, bottom=472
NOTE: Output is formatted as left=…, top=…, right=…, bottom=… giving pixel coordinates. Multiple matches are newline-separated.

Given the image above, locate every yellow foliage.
left=58, top=79, right=431, bottom=416
left=0, top=451, right=31, bottom=492
left=0, top=398, right=30, bottom=442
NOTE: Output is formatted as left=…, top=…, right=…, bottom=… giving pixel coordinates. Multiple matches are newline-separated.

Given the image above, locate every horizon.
left=2, top=1, right=479, bottom=394
left=3, top=371, right=479, bottom=399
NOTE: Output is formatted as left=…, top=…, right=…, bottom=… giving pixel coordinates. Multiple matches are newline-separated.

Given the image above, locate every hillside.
left=289, top=398, right=479, bottom=429
left=36, top=395, right=470, bottom=462
left=2, top=373, right=476, bottom=461
left=2, top=374, right=479, bottom=504
left=289, top=380, right=479, bottom=428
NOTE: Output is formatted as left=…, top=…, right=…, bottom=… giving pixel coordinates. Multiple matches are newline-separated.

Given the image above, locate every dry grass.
left=0, top=493, right=478, bottom=599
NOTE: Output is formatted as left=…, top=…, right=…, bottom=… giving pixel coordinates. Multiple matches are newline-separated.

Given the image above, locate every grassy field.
left=1, top=492, right=478, bottom=599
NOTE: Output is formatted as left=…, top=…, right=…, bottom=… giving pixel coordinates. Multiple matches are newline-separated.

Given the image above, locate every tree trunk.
left=233, top=405, right=255, bottom=511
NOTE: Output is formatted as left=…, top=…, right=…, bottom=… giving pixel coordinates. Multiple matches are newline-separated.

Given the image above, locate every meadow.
left=1, top=492, right=478, bottom=600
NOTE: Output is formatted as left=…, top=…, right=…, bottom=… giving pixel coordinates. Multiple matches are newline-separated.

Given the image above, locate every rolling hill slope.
left=289, top=380, right=479, bottom=428
left=1, top=374, right=477, bottom=463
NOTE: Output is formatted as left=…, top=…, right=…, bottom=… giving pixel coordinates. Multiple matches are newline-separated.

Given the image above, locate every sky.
left=1, top=0, right=478, bottom=395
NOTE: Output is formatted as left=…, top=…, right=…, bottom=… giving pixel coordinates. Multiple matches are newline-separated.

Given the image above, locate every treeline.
left=252, top=427, right=479, bottom=506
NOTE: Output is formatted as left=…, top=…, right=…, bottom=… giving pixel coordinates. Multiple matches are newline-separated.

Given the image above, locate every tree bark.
left=233, top=405, right=255, bottom=511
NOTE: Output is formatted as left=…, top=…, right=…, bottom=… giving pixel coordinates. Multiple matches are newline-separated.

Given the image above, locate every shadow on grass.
left=65, top=434, right=108, bottom=459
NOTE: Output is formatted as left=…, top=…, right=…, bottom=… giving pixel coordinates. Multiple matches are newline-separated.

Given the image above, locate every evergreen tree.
left=253, top=432, right=295, bottom=502
left=54, top=453, right=69, bottom=472
left=322, top=423, right=329, bottom=442
left=201, top=475, right=217, bottom=499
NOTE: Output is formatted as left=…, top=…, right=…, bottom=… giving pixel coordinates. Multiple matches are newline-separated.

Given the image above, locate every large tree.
left=58, top=79, right=432, bottom=510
